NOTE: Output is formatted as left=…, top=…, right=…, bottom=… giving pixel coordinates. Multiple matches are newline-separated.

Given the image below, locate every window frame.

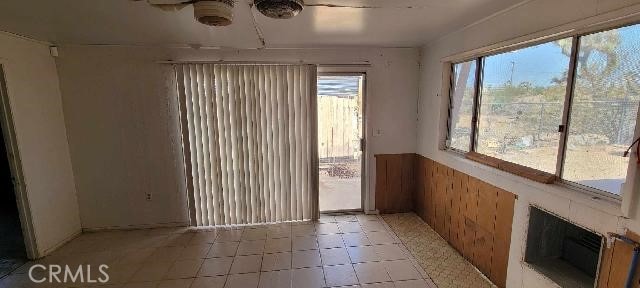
left=443, top=20, right=640, bottom=202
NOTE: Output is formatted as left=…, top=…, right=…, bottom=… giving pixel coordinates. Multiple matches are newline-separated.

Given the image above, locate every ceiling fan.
left=134, top=0, right=305, bottom=26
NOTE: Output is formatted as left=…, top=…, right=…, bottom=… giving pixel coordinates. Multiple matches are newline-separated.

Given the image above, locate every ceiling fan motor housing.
left=193, top=0, right=235, bottom=26
left=255, top=0, right=304, bottom=19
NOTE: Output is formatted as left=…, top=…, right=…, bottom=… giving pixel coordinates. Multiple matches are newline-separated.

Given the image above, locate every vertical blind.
left=176, top=64, right=319, bottom=226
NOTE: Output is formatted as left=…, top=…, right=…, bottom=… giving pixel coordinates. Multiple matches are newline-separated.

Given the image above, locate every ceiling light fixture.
left=193, top=0, right=235, bottom=26
left=255, top=0, right=304, bottom=19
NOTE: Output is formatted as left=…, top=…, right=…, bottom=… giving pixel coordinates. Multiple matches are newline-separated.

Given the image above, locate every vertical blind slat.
left=176, top=64, right=319, bottom=226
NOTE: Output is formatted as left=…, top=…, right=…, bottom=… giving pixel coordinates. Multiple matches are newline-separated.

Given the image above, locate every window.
left=447, top=61, right=477, bottom=152
left=477, top=41, right=570, bottom=173
left=445, top=23, right=640, bottom=198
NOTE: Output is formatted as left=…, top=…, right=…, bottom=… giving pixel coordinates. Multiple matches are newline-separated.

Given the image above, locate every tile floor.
left=382, top=213, right=494, bottom=288
left=0, top=214, right=437, bottom=288
left=0, top=210, right=28, bottom=279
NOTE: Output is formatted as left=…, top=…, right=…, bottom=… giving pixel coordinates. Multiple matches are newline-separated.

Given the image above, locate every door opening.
left=318, top=73, right=365, bottom=212
left=0, top=66, right=27, bottom=278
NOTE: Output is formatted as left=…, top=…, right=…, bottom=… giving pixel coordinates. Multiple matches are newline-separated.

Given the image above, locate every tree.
left=555, top=31, right=621, bottom=100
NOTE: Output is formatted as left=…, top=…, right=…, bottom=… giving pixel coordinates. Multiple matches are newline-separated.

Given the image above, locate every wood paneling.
left=374, top=154, right=415, bottom=213
left=375, top=154, right=515, bottom=287
left=597, top=231, right=640, bottom=288
left=409, top=154, right=516, bottom=288
left=491, top=188, right=516, bottom=287
left=377, top=153, right=640, bottom=288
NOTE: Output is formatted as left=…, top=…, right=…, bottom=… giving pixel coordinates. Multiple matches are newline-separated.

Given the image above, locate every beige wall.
left=0, top=32, right=80, bottom=257
left=417, top=0, right=640, bottom=287
left=55, top=46, right=420, bottom=229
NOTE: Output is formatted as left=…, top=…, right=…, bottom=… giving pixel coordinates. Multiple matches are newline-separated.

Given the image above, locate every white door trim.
left=0, top=63, right=39, bottom=259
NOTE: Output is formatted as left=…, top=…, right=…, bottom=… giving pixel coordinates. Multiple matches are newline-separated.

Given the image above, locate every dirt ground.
left=481, top=144, right=629, bottom=195
left=319, top=161, right=362, bottom=211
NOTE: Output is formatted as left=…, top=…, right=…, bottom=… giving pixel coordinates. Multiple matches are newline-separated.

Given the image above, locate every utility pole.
left=509, top=61, right=515, bottom=86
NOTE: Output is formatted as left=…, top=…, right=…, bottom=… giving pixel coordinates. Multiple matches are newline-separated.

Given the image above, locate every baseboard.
left=82, top=221, right=190, bottom=232
left=37, top=229, right=82, bottom=259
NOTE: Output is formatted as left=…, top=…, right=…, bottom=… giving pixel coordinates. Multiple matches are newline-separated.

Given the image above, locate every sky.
left=320, top=24, right=640, bottom=94
left=318, top=75, right=361, bottom=97
left=480, top=23, right=640, bottom=87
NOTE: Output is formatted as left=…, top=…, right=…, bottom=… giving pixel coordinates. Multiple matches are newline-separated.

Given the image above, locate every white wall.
left=0, top=32, right=81, bottom=257
left=55, top=46, right=420, bottom=229
left=418, top=0, right=640, bottom=287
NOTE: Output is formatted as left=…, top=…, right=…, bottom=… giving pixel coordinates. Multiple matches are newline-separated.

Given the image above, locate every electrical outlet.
left=146, top=193, right=152, bottom=201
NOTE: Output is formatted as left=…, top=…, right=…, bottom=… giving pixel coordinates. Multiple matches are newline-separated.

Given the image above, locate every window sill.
left=465, top=151, right=556, bottom=184
left=439, top=148, right=623, bottom=218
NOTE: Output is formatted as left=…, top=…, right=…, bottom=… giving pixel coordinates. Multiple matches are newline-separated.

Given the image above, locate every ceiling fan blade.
left=131, top=0, right=193, bottom=11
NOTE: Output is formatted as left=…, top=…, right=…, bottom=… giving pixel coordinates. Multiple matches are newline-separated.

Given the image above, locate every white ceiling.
left=0, top=0, right=525, bottom=48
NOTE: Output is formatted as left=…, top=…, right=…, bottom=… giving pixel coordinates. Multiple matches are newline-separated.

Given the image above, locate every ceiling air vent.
left=193, top=0, right=235, bottom=26
left=255, top=0, right=304, bottom=19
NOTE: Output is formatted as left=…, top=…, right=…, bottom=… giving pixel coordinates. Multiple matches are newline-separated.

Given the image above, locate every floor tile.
left=334, top=215, right=358, bottom=222
left=190, top=232, right=218, bottom=245
left=198, top=257, right=234, bottom=276
left=259, top=269, right=292, bottom=288
left=106, top=262, right=143, bottom=284
left=157, top=278, right=194, bottom=288
left=237, top=240, right=266, bottom=255
left=342, top=233, right=371, bottom=247
left=320, top=248, right=351, bottom=265
left=361, top=282, right=396, bottom=288
left=0, top=213, right=470, bottom=288
left=384, top=260, right=421, bottom=281
left=216, top=230, right=243, bottom=242
left=225, top=272, right=259, bottom=288
left=356, top=214, right=380, bottom=222
left=354, top=261, right=392, bottom=283
left=230, top=255, right=263, bottom=274
left=360, top=221, right=387, bottom=232
left=319, top=215, right=337, bottom=223
left=292, top=236, right=318, bottom=251
left=191, top=275, right=227, bottom=288
left=347, top=246, right=380, bottom=263
left=366, top=231, right=396, bottom=245
left=394, top=279, right=433, bottom=288
left=267, top=227, right=292, bottom=239
left=292, top=224, right=316, bottom=237
left=374, top=244, right=408, bottom=261
left=163, top=233, right=195, bottom=247
left=130, top=261, right=173, bottom=282
left=261, top=252, right=292, bottom=271
left=178, top=244, right=211, bottom=260
left=316, top=223, right=340, bottom=235
left=338, top=222, right=364, bottom=233
left=165, top=259, right=203, bottom=279
left=382, top=213, right=494, bottom=288
left=123, top=281, right=159, bottom=288
left=324, top=264, right=359, bottom=286
left=242, top=228, right=268, bottom=241
left=265, top=238, right=292, bottom=253
left=291, top=267, right=325, bottom=288
left=317, top=234, right=344, bottom=249
left=145, top=246, right=184, bottom=263
left=208, top=242, right=239, bottom=258
left=292, top=249, right=322, bottom=268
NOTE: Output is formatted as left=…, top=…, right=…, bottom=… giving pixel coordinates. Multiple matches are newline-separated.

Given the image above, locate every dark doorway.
left=0, top=71, right=27, bottom=279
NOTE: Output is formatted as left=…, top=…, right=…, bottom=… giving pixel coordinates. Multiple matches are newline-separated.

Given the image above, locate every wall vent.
left=525, top=207, right=602, bottom=287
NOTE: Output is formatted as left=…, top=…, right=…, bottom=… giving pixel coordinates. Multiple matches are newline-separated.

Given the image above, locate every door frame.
left=0, top=63, right=38, bottom=259
left=317, top=71, right=368, bottom=213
